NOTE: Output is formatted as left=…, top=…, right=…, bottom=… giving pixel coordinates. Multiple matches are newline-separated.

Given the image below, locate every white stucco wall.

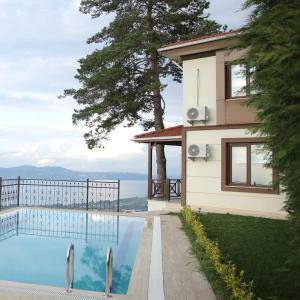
left=186, top=128, right=286, bottom=216
left=183, top=56, right=217, bottom=126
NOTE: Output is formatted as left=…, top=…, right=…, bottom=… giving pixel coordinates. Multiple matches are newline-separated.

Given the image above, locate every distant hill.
left=0, top=166, right=147, bottom=181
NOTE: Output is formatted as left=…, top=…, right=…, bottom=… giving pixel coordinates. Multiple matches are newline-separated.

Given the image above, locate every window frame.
left=221, top=138, right=278, bottom=194
left=225, top=62, right=251, bottom=99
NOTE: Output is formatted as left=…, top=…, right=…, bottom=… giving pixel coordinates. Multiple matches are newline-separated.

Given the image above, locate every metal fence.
left=0, top=177, right=120, bottom=212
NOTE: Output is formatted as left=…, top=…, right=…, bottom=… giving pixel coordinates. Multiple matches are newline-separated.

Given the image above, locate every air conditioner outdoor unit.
left=188, top=144, right=210, bottom=161
left=186, top=106, right=208, bottom=125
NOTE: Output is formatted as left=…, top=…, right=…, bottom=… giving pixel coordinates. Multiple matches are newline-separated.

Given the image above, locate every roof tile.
left=134, top=125, right=183, bottom=139
left=160, top=29, right=240, bottom=49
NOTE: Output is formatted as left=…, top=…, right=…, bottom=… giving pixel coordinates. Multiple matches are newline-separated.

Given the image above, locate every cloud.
left=0, top=91, right=63, bottom=107
left=0, top=121, right=146, bottom=168
left=0, top=151, right=18, bottom=156
left=208, top=0, right=251, bottom=29
left=0, top=0, right=248, bottom=176
left=0, top=55, right=78, bottom=92
left=37, top=159, right=55, bottom=167
left=0, top=0, right=101, bottom=45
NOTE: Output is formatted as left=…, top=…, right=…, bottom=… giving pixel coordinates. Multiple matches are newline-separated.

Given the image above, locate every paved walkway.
left=161, top=214, right=216, bottom=300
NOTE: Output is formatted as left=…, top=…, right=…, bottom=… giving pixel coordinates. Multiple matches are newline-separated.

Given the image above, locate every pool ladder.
left=65, top=244, right=113, bottom=296
left=66, top=243, right=74, bottom=293
left=105, top=247, right=113, bottom=296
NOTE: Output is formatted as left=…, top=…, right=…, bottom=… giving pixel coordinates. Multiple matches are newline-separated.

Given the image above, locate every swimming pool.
left=0, top=209, right=144, bottom=294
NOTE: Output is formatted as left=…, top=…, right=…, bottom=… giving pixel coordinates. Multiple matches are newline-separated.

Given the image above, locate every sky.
left=0, top=0, right=250, bottom=175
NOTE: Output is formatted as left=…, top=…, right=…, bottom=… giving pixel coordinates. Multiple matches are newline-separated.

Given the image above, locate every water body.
left=0, top=209, right=144, bottom=294
left=119, top=180, right=147, bottom=199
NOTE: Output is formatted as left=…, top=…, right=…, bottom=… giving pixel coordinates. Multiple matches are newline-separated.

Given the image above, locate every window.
left=250, top=144, right=273, bottom=187
left=221, top=138, right=277, bottom=194
left=225, top=63, right=254, bottom=99
left=230, top=145, right=247, bottom=184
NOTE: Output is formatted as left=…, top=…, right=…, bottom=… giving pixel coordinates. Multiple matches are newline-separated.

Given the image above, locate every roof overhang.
left=133, top=136, right=181, bottom=145
left=132, top=125, right=183, bottom=146
left=158, top=31, right=240, bottom=62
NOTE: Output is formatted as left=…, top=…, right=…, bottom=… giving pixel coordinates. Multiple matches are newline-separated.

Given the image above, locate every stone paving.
left=161, top=214, right=216, bottom=300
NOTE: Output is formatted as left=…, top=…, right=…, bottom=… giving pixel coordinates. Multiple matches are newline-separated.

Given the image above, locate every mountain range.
left=0, top=166, right=147, bottom=181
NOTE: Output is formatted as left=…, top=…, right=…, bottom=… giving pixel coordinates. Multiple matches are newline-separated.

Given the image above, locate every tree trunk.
left=146, top=1, right=167, bottom=181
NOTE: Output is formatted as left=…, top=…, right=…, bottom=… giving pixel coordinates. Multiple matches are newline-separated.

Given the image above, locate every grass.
left=181, top=212, right=297, bottom=300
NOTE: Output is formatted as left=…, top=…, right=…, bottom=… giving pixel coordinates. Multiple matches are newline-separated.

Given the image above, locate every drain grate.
left=0, top=285, right=109, bottom=300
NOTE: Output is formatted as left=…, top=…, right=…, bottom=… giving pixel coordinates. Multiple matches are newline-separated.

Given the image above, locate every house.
left=133, top=30, right=286, bottom=218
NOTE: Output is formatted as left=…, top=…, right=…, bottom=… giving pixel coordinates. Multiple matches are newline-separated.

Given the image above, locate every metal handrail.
left=105, top=247, right=113, bottom=296
left=66, top=243, right=75, bottom=292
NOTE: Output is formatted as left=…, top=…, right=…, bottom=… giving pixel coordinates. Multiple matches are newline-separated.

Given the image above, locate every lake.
left=119, top=180, right=147, bottom=199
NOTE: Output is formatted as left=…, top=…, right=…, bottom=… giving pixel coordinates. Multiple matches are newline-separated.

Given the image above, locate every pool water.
left=0, top=209, right=144, bottom=294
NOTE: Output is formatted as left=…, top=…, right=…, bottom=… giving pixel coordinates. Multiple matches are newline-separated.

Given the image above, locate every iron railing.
left=0, top=177, right=120, bottom=212
left=0, top=178, right=19, bottom=209
left=152, top=179, right=181, bottom=200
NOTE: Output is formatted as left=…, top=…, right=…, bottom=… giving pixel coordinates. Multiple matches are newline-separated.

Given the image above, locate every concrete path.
left=161, top=215, right=216, bottom=300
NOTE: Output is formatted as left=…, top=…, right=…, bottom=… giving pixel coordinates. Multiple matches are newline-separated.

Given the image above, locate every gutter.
left=132, top=136, right=182, bottom=142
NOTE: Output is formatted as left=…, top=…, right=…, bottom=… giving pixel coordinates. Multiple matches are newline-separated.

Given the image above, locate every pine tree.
left=237, top=0, right=300, bottom=297
left=62, top=0, right=222, bottom=180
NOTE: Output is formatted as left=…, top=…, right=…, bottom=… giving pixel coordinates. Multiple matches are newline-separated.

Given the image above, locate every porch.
left=133, top=125, right=183, bottom=204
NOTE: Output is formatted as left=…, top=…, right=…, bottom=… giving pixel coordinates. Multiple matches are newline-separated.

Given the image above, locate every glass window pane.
left=231, top=146, right=247, bottom=184
left=231, top=64, right=246, bottom=97
left=251, top=144, right=272, bottom=187
left=249, top=66, right=257, bottom=95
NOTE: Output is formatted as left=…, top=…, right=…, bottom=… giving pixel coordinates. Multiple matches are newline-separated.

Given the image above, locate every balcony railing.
left=151, top=179, right=181, bottom=200
left=0, top=177, right=120, bottom=212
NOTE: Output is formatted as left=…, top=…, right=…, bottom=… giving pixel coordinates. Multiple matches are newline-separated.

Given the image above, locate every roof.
left=159, top=30, right=240, bottom=50
left=133, top=125, right=183, bottom=145
left=157, top=30, right=240, bottom=61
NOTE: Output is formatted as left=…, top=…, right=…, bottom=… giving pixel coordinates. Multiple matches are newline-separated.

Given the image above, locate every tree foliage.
left=62, top=0, right=223, bottom=149
left=237, top=0, right=300, bottom=296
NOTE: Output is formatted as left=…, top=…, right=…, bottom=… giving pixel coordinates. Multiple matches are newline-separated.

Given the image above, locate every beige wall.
left=181, top=47, right=285, bottom=217
left=186, top=128, right=286, bottom=215
left=183, top=56, right=217, bottom=126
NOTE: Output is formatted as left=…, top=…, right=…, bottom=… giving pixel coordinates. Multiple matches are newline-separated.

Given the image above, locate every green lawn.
left=196, top=213, right=296, bottom=299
